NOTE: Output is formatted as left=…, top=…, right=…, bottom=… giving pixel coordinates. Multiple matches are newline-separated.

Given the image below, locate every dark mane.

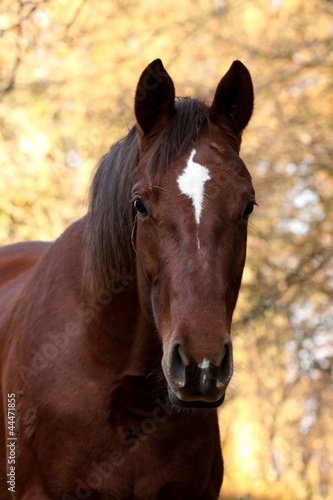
left=83, top=98, right=210, bottom=295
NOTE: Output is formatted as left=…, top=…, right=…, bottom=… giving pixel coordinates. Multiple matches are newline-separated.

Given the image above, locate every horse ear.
left=210, top=60, right=254, bottom=142
left=135, top=59, right=176, bottom=137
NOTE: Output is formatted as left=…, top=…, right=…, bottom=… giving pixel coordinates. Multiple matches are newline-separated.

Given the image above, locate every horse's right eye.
left=134, top=198, right=149, bottom=217
left=242, top=202, right=254, bottom=220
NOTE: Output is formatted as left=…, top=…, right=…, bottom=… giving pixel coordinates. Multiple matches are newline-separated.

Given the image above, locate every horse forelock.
left=145, top=99, right=210, bottom=177
left=83, top=98, right=210, bottom=296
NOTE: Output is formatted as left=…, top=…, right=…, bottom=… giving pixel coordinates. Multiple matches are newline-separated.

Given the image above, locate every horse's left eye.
left=242, top=202, right=254, bottom=220
left=134, top=198, right=149, bottom=217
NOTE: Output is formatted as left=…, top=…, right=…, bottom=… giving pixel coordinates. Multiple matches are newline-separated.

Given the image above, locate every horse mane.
left=83, top=98, right=210, bottom=296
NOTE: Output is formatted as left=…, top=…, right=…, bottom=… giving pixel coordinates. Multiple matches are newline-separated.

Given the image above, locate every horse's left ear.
left=135, top=59, right=176, bottom=137
left=210, top=61, right=254, bottom=145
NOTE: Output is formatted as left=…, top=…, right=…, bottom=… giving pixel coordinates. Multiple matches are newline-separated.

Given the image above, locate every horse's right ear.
left=135, top=59, right=176, bottom=137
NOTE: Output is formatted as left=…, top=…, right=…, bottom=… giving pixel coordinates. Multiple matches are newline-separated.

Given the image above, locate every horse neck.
left=68, top=219, right=161, bottom=377
left=85, top=287, right=160, bottom=377
left=39, top=217, right=157, bottom=379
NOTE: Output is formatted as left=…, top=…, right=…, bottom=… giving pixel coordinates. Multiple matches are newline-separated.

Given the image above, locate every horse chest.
left=20, top=376, right=220, bottom=498
left=65, top=412, right=220, bottom=499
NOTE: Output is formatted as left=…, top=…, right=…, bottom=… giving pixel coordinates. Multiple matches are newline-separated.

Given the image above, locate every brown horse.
left=0, top=59, right=255, bottom=499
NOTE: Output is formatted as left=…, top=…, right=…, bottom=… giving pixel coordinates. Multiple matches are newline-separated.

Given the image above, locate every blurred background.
left=0, top=0, right=332, bottom=498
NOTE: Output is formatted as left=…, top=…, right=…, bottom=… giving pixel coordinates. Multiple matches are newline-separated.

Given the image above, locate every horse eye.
left=134, top=198, right=149, bottom=216
left=242, top=202, right=254, bottom=220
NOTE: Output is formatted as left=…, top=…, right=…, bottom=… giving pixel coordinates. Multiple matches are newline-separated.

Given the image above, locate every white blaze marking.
left=177, top=149, right=211, bottom=225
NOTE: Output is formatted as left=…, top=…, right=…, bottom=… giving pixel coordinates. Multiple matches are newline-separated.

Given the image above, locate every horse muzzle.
left=163, top=339, right=233, bottom=409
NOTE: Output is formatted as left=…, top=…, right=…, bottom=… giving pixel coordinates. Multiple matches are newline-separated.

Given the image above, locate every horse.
left=0, top=58, right=255, bottom=499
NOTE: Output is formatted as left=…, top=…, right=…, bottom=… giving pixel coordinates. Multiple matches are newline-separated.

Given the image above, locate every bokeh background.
left=1, top=1, right=332, bottom=498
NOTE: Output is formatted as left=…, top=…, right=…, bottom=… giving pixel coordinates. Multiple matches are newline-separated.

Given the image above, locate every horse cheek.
left=136, top=226, right=159, bottom=312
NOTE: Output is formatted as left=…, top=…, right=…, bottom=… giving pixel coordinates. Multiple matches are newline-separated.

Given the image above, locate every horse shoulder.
left=0, top=241, right=51, bottom=289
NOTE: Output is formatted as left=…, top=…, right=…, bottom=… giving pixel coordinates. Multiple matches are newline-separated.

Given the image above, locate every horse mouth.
left=167, top=386, right=226, bottom=409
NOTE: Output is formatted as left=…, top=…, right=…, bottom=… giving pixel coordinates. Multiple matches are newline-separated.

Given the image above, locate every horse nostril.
left=169, top=343, right=187, bottom=388
left=217, top=341, right=233, bottom=388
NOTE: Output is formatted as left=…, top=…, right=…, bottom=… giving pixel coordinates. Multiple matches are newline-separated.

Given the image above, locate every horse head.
left=132, top=59, right=255, bottom=408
